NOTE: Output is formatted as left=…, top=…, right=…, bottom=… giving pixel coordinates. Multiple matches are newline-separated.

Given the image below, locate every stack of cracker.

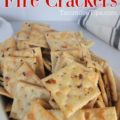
left=0, top=22, right=119, bottom=120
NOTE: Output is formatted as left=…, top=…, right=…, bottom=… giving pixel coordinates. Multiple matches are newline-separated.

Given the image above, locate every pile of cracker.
left=0, top=22, right=119, bottom=120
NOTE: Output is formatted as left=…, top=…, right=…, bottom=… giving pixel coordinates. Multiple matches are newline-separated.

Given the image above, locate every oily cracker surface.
left=4, top=48, right=45, bottom=78
left=45, top=32, right=81, bottom=51
left=17, top=40, right=30, bottom=50
left=54, top=53, right=100, bottom=86
left=50, top=107, right=117, bottom=120
left=17, top=32, right=49, bottom=48
left=6, top=63, right=43, bottom=96
left=23, top=99, right=58, bottom=120
left=20, top=22, right=52, bottom=33
left=46, top=32, right=93, bottom=54
left=42, top=63, right=100, bottom=117
left=53, top=54, right=75, bottom=73
left=16, top=22, right=54, bottom=48
left=2, top=56, right=37, bottom=92
left=0, top=37, right=16, bottom=51
left=10, top=82, right=50, bottom=120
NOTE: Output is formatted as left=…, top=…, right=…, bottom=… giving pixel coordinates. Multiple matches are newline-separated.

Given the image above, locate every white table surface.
left=10, top=20, right=120, bottom=76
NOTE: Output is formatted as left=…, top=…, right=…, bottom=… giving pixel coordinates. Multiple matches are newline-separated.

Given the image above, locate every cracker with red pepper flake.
left=10, top=81, right=50, bottom=120
left=42, top=62, right=100, bottom=118
left=23, top=99, right=57, bottom=120
left=2, top=56, right=38, bottom=93
left=5, top=63, right=44, bottom=96
left=20, top=22, right=53, bottom=33
left=4, top=47, right=45, bottom=78
left=16, top=23, right=54, bottom=49
left=45, top=32, right=93, bottom=52
left=45, top=32, right=82, bottom=51
left=16, top=34, right=48, bottom=49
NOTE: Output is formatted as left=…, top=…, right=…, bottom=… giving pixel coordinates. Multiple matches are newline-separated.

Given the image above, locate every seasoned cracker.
left=23, top=99, right=58, bottom=120
left=42, top=63, right=100, bottom=117
left=10, top=82, right=50, bottom=119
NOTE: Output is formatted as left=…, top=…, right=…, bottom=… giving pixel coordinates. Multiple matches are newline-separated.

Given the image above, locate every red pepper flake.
left=5, top=76, right=10, bottom=80
left=61, top=45, right=68, bottom=48
left=2, top=54, right=4, bottom=57
left=52, top=99, right=55, bottom=102
left=71, top=75, right=77, bottom=78
left=79, top=74, right=83, bottom=79
left=6, top=48, right=10, bottom=51
left=28, top=24, right=31, bottom=27
left=77, top=84, right=82, bottom=88
left=46, top=79, right=56, bottom=84
left=27, top=36, right=30, bottom=39
left=32, top=49, right=35, bottom=53
left=20, top=59, right=23, bottom=62
left=23, top=72, right=26, bottom=76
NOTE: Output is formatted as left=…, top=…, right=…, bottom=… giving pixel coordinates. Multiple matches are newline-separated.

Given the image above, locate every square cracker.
left=46, top=32, right=93, bottom=51
left=5, top=48, right=45, bottom=78
left=20, top=22, right=53, bottom=33
left=42, top=62, right=100, bottom=117
left=6, top=63, right=43, bottom=96
left=23, top=99, right=58, bottom=120
left=45, top=32, right=81, bottom=51
left=10, top=81, right=50, bottom=120
left=16, top=22, right=54, bottom=49
left=55, top=54, right=99, bottom=86
left=16, top=34, right=48, bottom=48
left=2, top=56, right=37, bottom=92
